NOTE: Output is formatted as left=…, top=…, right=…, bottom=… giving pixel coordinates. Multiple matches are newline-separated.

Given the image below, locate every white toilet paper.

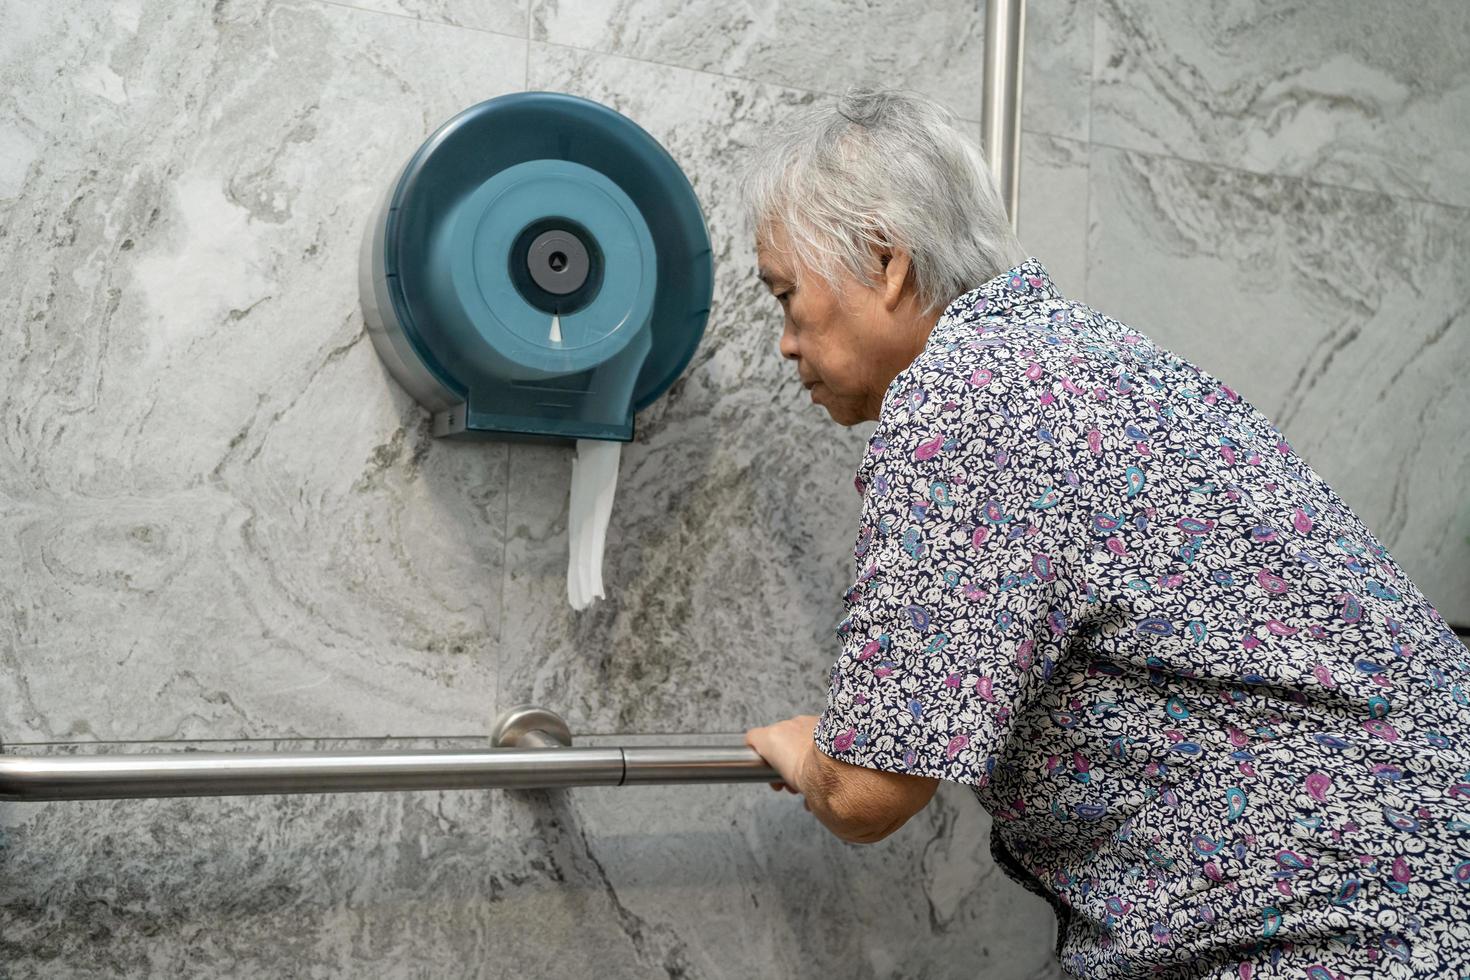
left=567, top=438, right=621, bottom=610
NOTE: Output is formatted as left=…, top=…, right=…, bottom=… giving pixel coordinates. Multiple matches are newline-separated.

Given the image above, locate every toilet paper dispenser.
left=360, top=93, right=713, bottom=608
left=361, top=91, right=712, bottom=443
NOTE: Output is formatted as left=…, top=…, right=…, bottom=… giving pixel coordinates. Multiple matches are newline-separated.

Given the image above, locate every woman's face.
left=756, top=222, right=935, bottom=427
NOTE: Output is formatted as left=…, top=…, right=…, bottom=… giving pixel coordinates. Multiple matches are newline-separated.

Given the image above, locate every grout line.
left=1082, top=0, right=1098, bottom=147
left=1020, top=127, right=1090, bottom=149
left=528, top=35, right=986, bottom=123
left=1080, top=141, right=1095, bottom=303
left=496, top=442, right=510, bottom=738
left=527, top=36, right=836, bottom=102
left=1081, top=0, right=1099, bottom=301
left=303, top=0, right=989, bottom=145
left=3, top=731, right=758, bottom=749
left=306, top=0, right=528, bottom=43
left=2, top=737, right=492, bottom=747
left=1020, top=124, right=1091, bottom=146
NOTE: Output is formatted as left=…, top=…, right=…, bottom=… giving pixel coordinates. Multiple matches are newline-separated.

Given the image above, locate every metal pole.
left=0, top=706, right=780, bottom=802
left=981, top=0, right=1026, bottom=230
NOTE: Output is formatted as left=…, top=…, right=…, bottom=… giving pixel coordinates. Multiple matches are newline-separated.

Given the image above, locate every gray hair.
left=740, top=87, right=1026, bottom=315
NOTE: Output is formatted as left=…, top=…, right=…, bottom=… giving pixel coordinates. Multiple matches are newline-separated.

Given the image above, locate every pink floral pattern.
left=813, top=258, right=1470, bottom=979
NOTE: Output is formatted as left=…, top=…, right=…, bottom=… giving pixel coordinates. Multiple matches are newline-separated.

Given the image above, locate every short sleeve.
left=813, top=358, right=1087, bottom=788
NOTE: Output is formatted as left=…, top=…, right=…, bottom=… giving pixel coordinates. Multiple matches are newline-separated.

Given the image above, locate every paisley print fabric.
left=812, top=258, right=1470, bottom=979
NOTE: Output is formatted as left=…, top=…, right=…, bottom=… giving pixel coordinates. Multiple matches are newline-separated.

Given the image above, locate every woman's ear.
left=881, top=248, right=913, bottom=312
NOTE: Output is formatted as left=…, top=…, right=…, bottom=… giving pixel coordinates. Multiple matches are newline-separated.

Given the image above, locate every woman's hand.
left=744, top=714, right=823, bottom=805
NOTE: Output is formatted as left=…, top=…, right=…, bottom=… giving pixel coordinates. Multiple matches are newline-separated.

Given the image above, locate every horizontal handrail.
left=0, top=705, right=780, bottom=802
left=0, top=744, right=778, bottom=801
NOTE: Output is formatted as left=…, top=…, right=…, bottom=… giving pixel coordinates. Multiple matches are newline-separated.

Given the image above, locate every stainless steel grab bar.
left=982, top=0, right=1026, bottom=229
left=0, top=706, right=780, bottom=802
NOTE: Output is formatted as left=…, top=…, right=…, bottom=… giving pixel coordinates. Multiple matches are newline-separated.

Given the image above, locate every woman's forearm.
left=745, top=714, right=936, bottom=844
left=799, top=741, right=903, bottom=844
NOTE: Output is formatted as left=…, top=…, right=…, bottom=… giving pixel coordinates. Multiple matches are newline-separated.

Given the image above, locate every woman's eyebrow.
left=757, top=267, right=788, bottom=288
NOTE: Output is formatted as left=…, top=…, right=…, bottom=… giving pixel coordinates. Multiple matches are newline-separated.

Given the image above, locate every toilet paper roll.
left=567, top=438, right=621, bottom=610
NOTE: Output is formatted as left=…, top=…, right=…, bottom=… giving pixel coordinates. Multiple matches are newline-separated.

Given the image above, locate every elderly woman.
left=740, top=89, right=1469, bottom=979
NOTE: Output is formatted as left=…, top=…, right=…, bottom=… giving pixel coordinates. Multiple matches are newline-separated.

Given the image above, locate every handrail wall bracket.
left=491, top=704, right=573, bottom=749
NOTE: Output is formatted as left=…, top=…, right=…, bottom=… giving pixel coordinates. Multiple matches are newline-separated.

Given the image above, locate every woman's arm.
left=745, top=714, right=940, bottom=844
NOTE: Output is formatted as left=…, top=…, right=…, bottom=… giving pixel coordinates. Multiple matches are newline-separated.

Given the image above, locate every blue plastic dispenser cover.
left=365, top=92, right=713, bottom=443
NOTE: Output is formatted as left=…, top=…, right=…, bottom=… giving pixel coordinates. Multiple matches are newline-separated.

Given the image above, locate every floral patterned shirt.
left=813, top=258, right=1470, bottom=979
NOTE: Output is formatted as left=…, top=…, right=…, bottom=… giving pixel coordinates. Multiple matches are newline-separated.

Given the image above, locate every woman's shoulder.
left=881, top=306, right=1126, bottom=452
left=868, top=301, right=1256, bottom=532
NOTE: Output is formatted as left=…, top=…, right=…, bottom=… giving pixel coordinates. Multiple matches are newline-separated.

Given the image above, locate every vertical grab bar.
left=982, top=0, right=1026, bottom=230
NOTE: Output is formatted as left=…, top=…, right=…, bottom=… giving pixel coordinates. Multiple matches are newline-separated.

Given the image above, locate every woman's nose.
left=778, top=324, right=799, bottom=361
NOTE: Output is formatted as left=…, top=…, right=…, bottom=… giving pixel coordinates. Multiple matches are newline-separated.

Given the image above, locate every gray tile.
left=0, top=1, right=526, bottom=741
left=501, top=44, right=876, bottom=736
left=530, top=0, right=987, bottom=124
left=1020, top=0, right=1095, bottom=143
left=1085, top=145, right=1470, bottom=625
left=1017, top=130, right=1090, bottom=302
left=1091, top=0, right=1470, bottom=208
left=318, top=0, right=528, bottom=35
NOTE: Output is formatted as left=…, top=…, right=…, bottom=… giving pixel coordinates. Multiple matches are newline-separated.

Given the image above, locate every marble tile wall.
left=2, top=0, right=1465, bottom=976
left=0, top=0, right=1064, bottom=977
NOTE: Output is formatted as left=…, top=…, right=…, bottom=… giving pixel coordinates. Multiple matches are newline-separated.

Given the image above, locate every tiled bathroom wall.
left=2, top=1, right=1465, bottom=977
left=0, top=1, right=1062, bottom=976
